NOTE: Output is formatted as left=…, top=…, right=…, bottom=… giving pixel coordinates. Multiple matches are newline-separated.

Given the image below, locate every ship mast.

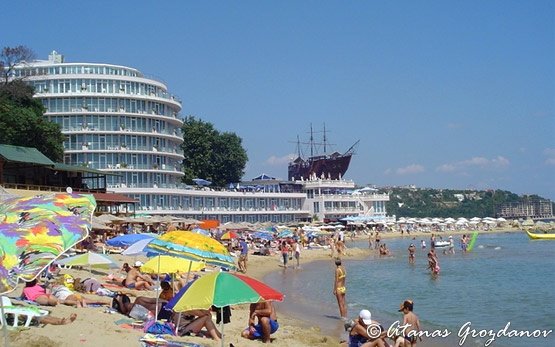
left=323, top=123, right=327, bottom=153
left=310, top=123, right=314, bottom=157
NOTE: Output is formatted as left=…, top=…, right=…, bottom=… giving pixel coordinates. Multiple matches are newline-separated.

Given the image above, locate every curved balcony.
left=103, top=164, right=185, bottom=175
left=44, top=108, right=183, bottom=127
left=35, top=89, right=182, bottom=109
left=63, top=127, right=183, bottom=143
left=65, top=145, right=185, bottom=160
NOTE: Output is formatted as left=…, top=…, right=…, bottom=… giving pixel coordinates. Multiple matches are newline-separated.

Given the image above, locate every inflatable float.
left=526, top=229, right=555, bottom=240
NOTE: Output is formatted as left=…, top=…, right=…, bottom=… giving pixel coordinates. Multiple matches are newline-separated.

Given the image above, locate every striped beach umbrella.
left=220, top=230, right=239, bottom=240
left=167, top=272, right=284, bottom=311
left=145, top=230, right=235, bottom=269
left=55, top=251, right=119, bottom=271
left=141, top=255, right=205, bottom=274
left=167, top=272, right=283, bottom=347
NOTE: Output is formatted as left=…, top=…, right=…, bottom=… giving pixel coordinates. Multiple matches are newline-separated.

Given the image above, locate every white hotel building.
left=10, top=51, right=389, bottom=223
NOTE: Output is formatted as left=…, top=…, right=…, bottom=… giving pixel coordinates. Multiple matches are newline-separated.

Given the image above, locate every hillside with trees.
left=380, top=187, right=552, bottom=218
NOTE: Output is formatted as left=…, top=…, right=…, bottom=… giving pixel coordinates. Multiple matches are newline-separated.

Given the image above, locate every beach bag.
left=144, top=320, right=175, bottom=335
left=129, top=304, right=150, bottom=320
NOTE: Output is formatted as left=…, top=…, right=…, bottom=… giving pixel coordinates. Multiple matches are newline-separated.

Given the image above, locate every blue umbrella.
left=251, top=231, right=274, bottom=240
left=192, top=178, right=212, bottom=186
left=277, top=230, right=294, bottom=238
left=106, top=233, right=157, bottom=248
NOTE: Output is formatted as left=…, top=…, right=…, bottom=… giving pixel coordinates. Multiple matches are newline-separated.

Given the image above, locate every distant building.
left=453, top=194, right=465, bottom=202
left=497, top=198, right=553, bottom=220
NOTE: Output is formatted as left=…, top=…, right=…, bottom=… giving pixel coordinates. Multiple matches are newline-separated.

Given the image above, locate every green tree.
left=181, top=116, right=248, bottom=187
left=1, top=46, right=65, bottom=162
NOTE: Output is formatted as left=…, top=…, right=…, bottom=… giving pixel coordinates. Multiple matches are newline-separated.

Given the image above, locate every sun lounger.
left=0, top=296, right=49, bottom=328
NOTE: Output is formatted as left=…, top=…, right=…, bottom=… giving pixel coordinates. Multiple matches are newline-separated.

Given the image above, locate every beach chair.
left=0, top=296, right=49, bottom=328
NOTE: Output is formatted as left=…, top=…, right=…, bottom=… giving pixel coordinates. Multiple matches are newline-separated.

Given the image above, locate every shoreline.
left=254, top=227, right=525, bottom=345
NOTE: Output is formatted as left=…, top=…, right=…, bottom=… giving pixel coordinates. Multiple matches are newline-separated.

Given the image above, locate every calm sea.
left=265, top=232, right=555, bottom=347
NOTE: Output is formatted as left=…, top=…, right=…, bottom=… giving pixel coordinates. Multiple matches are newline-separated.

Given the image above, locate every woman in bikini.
left=333, top=258, right=347, bottom=320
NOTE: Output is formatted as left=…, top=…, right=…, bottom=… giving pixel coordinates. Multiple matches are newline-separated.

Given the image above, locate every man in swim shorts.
left=123, top=261, right=154, bottom=290
left=241, top=301, right=278, bottom=343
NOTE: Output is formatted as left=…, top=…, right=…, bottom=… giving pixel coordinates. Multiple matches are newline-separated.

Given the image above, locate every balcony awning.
left=92, top=192, right=138, bottom=204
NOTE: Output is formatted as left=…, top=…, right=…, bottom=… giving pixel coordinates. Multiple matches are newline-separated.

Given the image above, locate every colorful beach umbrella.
left=55, top=251, right=119, bottom=271
left=167, top=271, right=283, bottom=347
left=141, top=255, right=205, bottom=274
left=167, top=272, right=284, bottom=311
left=145, top=230, right=236, bottom=269
left=221, top=230, right=239, bottom=240
left=0, top=193, right=96, bottom=294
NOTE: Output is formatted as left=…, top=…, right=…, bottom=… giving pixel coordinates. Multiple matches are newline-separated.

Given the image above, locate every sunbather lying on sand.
left=38, top=313, right=77, bottom=326
left=49, top=278, right=110, bottom=308
left=174, top=310, right=221, bottom=341
left=22, top=279, right=58, bottom=306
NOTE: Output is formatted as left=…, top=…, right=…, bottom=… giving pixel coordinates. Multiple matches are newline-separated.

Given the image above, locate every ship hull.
left=288, top=154, right=352, bottom=181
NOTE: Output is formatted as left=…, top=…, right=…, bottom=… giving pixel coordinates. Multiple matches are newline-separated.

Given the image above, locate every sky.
left=4, top=1, right=554, bottom=199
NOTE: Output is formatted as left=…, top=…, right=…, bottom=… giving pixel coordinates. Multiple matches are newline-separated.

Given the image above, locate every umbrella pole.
left=185, top=261, right=193, bottom=283
left=175, top=313, right=181, bottom=336
left=155, top=255, right=161, bottom=321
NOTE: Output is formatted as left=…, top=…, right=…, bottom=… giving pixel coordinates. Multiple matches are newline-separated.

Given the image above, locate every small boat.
left=526, top=229, right=555, bottom=240
left=434, top=240, right=451, bottom=248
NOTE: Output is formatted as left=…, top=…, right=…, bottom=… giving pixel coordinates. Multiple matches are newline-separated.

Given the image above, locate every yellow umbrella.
left=141, top=255, right=205, bottom=274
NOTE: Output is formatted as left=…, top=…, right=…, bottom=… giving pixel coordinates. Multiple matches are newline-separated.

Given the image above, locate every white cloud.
left=436, top=155, right=510, bottom=173
left=266, top=154, right=294, bottom=166
left=437, top=164, right=456, bottom=173
left=544, top=148, right=555, bottom=166
left=447, top=122, right=462, bottom=129
left=396, top=164, right=425, bottom=175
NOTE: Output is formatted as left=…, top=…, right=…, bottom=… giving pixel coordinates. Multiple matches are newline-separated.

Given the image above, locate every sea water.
left=265, top=232, right=555, bottom=347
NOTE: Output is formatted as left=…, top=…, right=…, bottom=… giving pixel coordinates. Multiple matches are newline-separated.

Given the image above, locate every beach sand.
left=3, top=228, right=521, bottom=347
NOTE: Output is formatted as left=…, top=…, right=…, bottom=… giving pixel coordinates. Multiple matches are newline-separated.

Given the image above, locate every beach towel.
left=144, top=320, right=175, bottom=335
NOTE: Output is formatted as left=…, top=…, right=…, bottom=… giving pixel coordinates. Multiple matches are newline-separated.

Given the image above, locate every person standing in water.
left=333, top=258, right=347, bottom=320
left=408, top=243, right=416, bottom=264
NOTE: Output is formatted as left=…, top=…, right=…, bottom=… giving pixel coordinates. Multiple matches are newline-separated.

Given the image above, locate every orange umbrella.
left=200, top=219, right=219, bottom=230
left=221, top=230, right=239, bottom=240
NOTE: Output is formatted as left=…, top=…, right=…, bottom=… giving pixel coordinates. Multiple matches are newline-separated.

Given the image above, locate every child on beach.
left=397, top=300, right=421, bottom=346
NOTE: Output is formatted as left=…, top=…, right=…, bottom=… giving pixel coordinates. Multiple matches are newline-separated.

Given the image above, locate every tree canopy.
left=381, top=187, right=542, bottom=218
left=181, top=116, right=248, bottom=187
left=0, top=46, right=65, bottom=162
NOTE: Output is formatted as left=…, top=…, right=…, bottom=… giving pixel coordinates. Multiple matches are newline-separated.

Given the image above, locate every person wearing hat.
left=398, top=300, right=421, bottom=346
left=348, top=309, right=387, bottom=347
left=121, top=260, right=154, bottom=290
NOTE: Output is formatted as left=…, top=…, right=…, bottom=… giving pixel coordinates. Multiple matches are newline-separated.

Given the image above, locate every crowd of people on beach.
left=5, top=216, right=509, bottom=346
